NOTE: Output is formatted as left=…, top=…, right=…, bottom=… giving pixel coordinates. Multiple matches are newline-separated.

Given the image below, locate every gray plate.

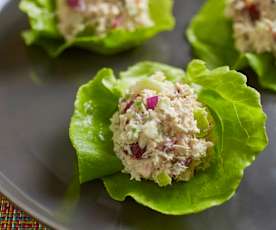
left=0, top=0, right=276, bottom=229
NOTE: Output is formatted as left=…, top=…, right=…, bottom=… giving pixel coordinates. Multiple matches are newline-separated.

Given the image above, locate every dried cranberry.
left=123, top=100, right=134, bottom=113
left=67, top=0, right=79, bottom=8
left=130, top=143, right=146, bottom=159
left=245, top=2, right=260, bottom=22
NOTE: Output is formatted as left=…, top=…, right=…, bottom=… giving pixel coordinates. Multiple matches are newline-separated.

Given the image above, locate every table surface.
left=0, top=0, right=276, bottom=230
left=0, top=194, right=48, bottom=229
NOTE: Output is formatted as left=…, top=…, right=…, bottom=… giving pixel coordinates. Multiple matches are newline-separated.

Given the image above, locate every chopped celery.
left=155, top=171, right=172, bottom=187
left=134, top=100, right=143, bottom=109
left=131, top=78, right=163, bottom=93
left=194, top=109, right=209, bottom=138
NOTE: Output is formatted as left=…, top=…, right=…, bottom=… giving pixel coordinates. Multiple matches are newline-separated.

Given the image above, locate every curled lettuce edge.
left=19, top=0, right=175, bottom=56
left=186, top=0, right=276, bottom=92
left=69, top=68, right=123, bottom=183
left=69, top=60, right=268, bottom=215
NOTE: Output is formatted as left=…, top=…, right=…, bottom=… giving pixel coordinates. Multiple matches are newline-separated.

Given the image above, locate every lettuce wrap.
left=187, top=0, right=276, bottom=92
left=69, top=60, right=268, bottom=215
left=19, top=0, right=175, bottom=56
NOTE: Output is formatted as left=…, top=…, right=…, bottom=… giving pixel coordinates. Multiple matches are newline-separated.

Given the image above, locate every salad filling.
left=110, top=71, right=213, bottom=186
left=226, top=0, right=276, bottom=56
left=57, top=0, right=154, bottom=40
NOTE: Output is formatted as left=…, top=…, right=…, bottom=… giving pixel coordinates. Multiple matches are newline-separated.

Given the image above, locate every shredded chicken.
left=110, top=71, right=213, bottom=186
left=226, top=0, right=276, bottom=56
left=57, top=0, right=153, bottom=40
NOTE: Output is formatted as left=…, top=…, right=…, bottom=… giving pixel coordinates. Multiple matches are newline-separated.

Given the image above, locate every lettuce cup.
left=19, top=0, right=175, bottom=56
left=187, top=0, right=276, bottom=92
left=69, top=60, right=267, bottom=214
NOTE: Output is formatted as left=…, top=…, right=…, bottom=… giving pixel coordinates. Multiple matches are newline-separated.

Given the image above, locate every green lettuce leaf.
left=70, top=60, right=267, bottom=214
left=19, top=0, right=175, bottom=56
left=69, top=69, right=123, bottom=183
left=186, top=0, right=276, bottom=92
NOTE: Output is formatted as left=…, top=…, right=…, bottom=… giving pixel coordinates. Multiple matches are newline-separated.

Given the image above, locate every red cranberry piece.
left=67, top=0, right=79, bottom=8
left=130, top=143, right=146, bottom=159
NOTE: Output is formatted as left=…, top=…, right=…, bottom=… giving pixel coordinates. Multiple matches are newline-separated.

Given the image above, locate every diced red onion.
left=130, top=143, right=145, bottom=159
left=123, top=100, right=134, bottom=113
left=245, top=3, right=260, bottom=21
left=146, top=96, right=159, bottom=110
left=67, top=0, right=79, bottom=8
left=272, top=28, right=276, bottom=41
left=162, top=145, right=175, bottom=153
left=184, top=157, right=193, bottom=167
left=162, top=141, right=175, bottom=152
left=111, top=16, right=123, bottom=28
left=179, top=157, right=193, bottom=167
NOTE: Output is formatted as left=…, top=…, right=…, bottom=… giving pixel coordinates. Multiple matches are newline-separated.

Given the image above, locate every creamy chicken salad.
left=57, top=0, right=153, bottom=40
left=110, top=71, right=213, bottom=186
left=226, top=0, right=276, bottom=56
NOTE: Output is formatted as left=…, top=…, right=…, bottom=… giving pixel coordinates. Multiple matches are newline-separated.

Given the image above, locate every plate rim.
left=0, top=171, right=67, bottom=230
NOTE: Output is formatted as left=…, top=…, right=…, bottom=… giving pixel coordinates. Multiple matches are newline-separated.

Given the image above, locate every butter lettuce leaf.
left=69, top=69, right=123, bottom=183
left=187, top=0, right=276, bottom=92
left=70, top=60, right=268, bottom=214
left=19, top=0, right=175, bottom=56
